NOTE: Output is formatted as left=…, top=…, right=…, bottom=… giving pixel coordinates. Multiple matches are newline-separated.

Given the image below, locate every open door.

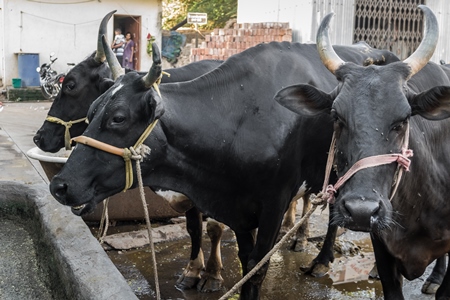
left=113, top=15, right=141, bottom=71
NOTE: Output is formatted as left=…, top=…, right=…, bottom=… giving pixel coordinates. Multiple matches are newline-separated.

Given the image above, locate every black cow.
left=276, top=5, right=450, bottom=299
left=48, top=28, right=403, bottom=297
left=33, top=11, right=221, bottom=154
left=31, top=12, right=313, bottom=293
left=32, top=11, right=228, bottom=292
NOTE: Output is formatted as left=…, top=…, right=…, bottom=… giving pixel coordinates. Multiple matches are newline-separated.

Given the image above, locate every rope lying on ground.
left=218, top=194, right=326, bottom=300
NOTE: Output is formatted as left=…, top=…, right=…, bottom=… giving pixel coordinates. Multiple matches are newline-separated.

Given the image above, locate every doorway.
left=113, top=15, right=141, bottom=71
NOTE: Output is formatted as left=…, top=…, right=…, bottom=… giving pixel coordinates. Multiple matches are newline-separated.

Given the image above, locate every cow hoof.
left=421, top=280, right=439, bottom=294
left=197, top=275, right=224, bottom=292
left=291, top=237, right=308, bottom=252
left=300, top=261, right=330, bottom=277
left=311, top=263, right=330, bottom=277
left=175, top=275, right=200, bottom=290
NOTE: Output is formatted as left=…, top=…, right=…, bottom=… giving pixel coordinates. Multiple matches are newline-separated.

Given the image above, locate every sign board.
left=187, top=12, right=208, bottom=25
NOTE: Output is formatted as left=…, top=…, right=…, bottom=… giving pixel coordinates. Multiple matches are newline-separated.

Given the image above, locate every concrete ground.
left=0, top=101, right=137, bottom=299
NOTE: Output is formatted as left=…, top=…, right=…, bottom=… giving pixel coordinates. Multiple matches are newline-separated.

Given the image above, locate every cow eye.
left=392, top=119, right=408, bottom=132
left=331, top=109, right=345, bottom=127
left=112, top=115, right=125, bottom=124
left=65, top=81, right=76, bottom=91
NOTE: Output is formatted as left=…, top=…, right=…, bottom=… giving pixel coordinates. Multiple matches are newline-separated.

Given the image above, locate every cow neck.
left=45, top=116, right=87, bottom=150
left=321, top=123, right=413, bottom=204
left=70, top=82, right=162, bottom=192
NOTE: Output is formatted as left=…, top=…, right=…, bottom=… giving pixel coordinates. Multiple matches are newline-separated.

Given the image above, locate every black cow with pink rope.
left=48, top=28, right=405, bottom=299
left=277, top=5, right=450, bottom=299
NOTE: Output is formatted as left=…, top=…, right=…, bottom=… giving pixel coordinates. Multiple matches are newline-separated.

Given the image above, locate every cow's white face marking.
left=111, top=84, right=123, bottom=96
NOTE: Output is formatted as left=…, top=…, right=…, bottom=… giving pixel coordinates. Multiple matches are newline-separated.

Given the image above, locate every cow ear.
left=144, top=89, right=165, bottom=121
left=98, top=78, right=115, bottom=93
left=275, top=84, right=334, bottom=116
left=409, top=86, right=450, bottom=120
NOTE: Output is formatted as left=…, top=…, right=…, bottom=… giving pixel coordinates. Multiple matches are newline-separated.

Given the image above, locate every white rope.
left=131, top=146, right=161, bottom=300
left=97, top=198, right=110, bottom=243
left=218, top=195, right=325, bottom=300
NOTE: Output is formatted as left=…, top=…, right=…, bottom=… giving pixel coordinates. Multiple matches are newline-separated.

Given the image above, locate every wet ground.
left=2, top=101, right=440, bottom=300
left=96, top=209, right=437, bottom=300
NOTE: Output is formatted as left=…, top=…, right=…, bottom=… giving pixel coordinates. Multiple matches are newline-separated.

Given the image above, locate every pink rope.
left=322, top=124, right=412, bottom=204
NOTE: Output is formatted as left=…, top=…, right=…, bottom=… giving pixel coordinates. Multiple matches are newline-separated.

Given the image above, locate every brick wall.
left=190, top=22, right=292, bottom=62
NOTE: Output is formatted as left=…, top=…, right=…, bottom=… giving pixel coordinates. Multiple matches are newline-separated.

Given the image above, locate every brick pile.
left=190, top=22, right=292, bottom=62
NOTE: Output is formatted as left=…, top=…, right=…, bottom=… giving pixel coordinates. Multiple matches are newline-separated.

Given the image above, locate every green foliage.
left=163, top=0, right=237, bottom=30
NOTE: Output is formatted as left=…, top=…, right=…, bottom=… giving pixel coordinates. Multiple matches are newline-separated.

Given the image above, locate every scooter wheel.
left=40, top=84, right=54, bottom=101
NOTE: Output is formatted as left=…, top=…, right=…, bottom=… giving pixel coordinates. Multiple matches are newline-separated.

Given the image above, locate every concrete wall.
left=237, top=0, right=355, bottom=45
left=0, top=1, right=4, bottom=86
left=2, top=0, right=161, bottom=88
left=426, top=0, right=450, bottom=64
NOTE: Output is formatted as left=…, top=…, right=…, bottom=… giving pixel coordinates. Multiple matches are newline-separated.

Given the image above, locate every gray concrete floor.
left=0, top=101, right=51, bottom=183
left=0, top=100, right=138, bottom=300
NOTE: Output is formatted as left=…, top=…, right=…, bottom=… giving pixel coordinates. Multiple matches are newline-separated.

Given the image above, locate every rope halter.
left=72, top=117, right=158, bottom=193
left=71, top=82, right=162, bottom=192
left=46, top=115, right=87, bottom=150
left=320, top=123, right=413, bottom=204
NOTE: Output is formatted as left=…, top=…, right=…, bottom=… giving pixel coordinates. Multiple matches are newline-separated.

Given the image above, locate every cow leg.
left=292, top=194, right=312, bottom=251
left=175, top=206, right=204, bottom=290
left=422, top=256, right=447, bottom=294
left=371, top=233, right=404, bottom=300
left=435, top=255, right=450, bottom=299
left=279, top=185, right=310, bottom=250
left=278, top=197, right=297, bottom=239
left=301, top=203, right=338, bottom=277
left=239, top=206, right=286, bottom=300
left=235, top=230, right=260, bottom=300
left=197, top=219, right=225, bottom=292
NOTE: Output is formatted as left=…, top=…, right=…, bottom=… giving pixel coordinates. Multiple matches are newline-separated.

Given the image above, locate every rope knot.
left=129, top=145, right=151, bottom=162
left=122, top=148, right=132, bottom=162
left=398, top=148, right=413, bottom=171
left=310, top=192, right=328, bottom=211
left=323, top=184, right=336, bottom=204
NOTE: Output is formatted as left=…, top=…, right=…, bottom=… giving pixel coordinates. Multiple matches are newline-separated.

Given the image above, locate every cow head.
left=49, top=36, right=164, bottom=216
left=33, top=11, right=115, bottom=152
left=276, top=5, right=450, bottom=232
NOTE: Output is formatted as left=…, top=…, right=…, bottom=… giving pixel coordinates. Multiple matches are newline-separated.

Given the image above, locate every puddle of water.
left=102, top=221, right=439, bottom=300
left=104, top=227, right=387, bottom=300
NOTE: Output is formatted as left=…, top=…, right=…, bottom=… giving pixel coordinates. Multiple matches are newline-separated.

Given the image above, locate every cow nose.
left=33, top=130, right=43, bottom=146
left=50, top=181, right=68, bottom=204
left=344, top=200, right=380, bottom=231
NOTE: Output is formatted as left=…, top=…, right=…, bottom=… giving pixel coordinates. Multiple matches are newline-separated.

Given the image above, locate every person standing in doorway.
left=123, top=32, right=135, bottom=70
left=111, top=28, right=125, bottom=67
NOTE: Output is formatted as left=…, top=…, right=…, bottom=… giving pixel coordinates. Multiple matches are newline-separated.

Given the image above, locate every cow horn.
left=94, top=10, right=116, bottom=63
left=102, top=34, right=125, bottom=80
left=142, top=43, right=162, bottom=88
left=403, top=5, right=439, bottom=78
left=316, top=12, right=345, bottom=74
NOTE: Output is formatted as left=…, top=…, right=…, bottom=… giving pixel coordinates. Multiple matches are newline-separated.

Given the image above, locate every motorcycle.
left=36, top=52, right=66, bottom=101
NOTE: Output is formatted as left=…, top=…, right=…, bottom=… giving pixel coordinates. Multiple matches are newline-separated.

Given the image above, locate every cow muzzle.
left=340, top=198, right=381, bottom=232
left=50, top=177, right=97, bottom=216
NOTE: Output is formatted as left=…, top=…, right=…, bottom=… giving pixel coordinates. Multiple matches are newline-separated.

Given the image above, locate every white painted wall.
left=0, top=0, right=4, bottom=86
left=426, top=0, right=450, bottom=64
left=238, top=0, right=449, bottom=65
left=2, top=0, right=161, bottom=88
left=237, top=0, right=355, bottom=45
